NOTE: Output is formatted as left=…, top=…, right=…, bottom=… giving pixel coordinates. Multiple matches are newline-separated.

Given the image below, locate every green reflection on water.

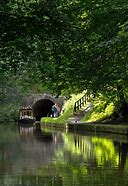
left=92, top=137, right=119, bottom=166
left=0, top=125, right=128, bottom=186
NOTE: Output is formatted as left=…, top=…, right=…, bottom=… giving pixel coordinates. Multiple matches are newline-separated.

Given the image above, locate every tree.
left=1, top=0, right=128, bottom=118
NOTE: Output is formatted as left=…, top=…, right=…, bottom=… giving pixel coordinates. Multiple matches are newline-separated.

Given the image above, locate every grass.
left=41, top=93, right=85, bottom=124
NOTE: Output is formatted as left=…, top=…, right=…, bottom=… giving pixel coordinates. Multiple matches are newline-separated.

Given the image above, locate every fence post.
left=74, top=102, right=76, bottom=112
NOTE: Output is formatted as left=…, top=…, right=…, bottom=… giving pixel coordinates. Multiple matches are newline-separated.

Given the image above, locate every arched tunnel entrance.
left=32, top=99, right=59, bottom=121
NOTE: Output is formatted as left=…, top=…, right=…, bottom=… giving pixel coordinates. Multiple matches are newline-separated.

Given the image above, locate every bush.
left=0, top=104, right=20, bottom=123
left=82, top=98, right=115, bottom=122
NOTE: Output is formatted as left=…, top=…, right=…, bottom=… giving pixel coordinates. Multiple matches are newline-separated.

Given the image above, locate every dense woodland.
left=0, top=0, right=128, bottom=121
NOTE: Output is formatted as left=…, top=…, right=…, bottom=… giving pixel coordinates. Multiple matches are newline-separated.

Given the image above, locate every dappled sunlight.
left=83, top=99, right=115, bottom=122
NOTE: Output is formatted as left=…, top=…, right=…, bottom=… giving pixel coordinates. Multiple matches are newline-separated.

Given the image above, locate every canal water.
left=0, top=124, right=128, bottom=186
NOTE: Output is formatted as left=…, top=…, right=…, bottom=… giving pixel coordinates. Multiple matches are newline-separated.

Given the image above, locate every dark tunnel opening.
left=32, top=99, right=55, bottom=121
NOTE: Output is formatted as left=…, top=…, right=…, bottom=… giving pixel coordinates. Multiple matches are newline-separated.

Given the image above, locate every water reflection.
left=63, top=133, right=128, bottom=171
left=17, top=124, right=58, bottom=170
left=114, top=142, right=128, bottom=175
left=0, top=125, right=128, bottom=186
left=18, top=125, right=35, bottom=136
left=18, top=124, right=56, bottom=144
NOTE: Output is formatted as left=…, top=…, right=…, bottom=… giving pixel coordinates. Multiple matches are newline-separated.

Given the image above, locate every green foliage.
left=1, top=0, right=75, bottom=94
left=0, top=103, right=20, bottom=123
left=1, top=0, right=128, bottom=119
left=0, top=71, right=23, bottom=122
left=82, top=97, right=115, bottom=122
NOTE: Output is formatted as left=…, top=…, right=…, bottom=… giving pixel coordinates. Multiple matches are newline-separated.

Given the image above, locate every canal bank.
left=41, top=97, right=128, bottom=135
left=41, top=121, right=128, bottom=135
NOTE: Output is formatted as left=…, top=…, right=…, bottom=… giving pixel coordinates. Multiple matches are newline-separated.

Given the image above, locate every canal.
left=0, top=124, right=128, bottom=186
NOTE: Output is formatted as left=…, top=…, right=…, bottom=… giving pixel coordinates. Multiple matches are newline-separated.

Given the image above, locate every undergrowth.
left=0, top=103, right=20, bottom=123
left=82, top=98, right=115, bottom=122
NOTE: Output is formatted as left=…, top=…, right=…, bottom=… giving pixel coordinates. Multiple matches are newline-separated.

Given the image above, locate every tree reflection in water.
left=64, top=133, right=128, bottom=171
left=0, top=125, right=128, bottom=186
left=113, top=141, right=128, bottom=175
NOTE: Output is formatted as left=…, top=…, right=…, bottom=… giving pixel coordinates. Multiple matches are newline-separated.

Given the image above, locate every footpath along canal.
left=0, top=123, right=128, bottom=186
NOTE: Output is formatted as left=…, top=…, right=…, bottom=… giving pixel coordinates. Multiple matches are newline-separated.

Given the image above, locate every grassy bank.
left=41, top=93, right=85, bottom=124
left=41, top=92, right=128, bottom=128
left=41, top=95, right=128, bottom=135
left=41, top=94, right=116, bottom=125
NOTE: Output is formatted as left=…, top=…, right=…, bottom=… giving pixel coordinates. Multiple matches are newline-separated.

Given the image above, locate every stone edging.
left=42, top=122, right=128, bottom=135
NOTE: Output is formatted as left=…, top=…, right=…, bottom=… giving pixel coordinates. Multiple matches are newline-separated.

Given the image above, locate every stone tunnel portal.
left=32, top=99, right=56, bottom=121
